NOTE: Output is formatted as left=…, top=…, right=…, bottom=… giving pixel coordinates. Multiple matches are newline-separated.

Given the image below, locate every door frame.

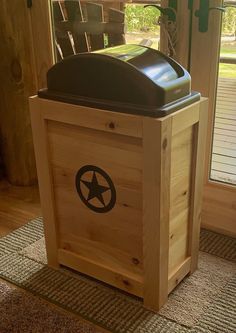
left=189, top=0, right=236, bottom=237
left=28, top=0, right=54, bottom=90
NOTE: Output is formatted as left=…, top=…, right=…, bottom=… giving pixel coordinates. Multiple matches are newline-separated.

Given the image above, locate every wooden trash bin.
left=30, top=45, right=208, bottom=311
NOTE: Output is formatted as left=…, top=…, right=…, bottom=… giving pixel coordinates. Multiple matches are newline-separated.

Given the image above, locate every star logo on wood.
left=76, top=165, right=116, bottom=213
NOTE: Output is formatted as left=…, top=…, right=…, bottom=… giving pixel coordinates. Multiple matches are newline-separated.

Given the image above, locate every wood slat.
left=212, top=146, right=236, bottom=158
left=52, top=1, right=75, bottom=58
left=212, top=153, right=236, bottom=166
left=56, top=20, right=125, bottom=35
left=143, top=117, right=172, bottom=311
left=216, top=113, right=236, bottom=120
left=213, top=139, right=236, bottom=150
left=216, top=100, right=236, bottom=106
left=39, top=98, right=143, bottom=138
left=214, top=122, right=236, bottom=131
left=212, top=161, right=236, bottom=174
left=215, top=117, right=236, bottom=125
left=214, top=128, right=236, bottom=138
left=86, top=2, right=104, bottom=51
left=108, top=8, right=125, bottom=47
left=58, top=249, right=143, bottom=297
left=29, top=97, right=59, bottom=268
left=213, top=133, right=236, bottom=144
left=64, top=0, right=89, bottom=53
left=211, top=77, right=236, bottom=184
left=210, top=170, right=236, bottom=184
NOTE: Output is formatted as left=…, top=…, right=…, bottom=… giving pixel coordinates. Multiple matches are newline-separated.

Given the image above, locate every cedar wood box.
left=30, top=96, right=208, bottom=311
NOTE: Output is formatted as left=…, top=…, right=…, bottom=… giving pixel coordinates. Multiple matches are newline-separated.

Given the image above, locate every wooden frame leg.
left=30, top=97, right=59, bottom=269
left=188, top=99, right=208, bottom=273
left=143, top=117, right=172, bottom=311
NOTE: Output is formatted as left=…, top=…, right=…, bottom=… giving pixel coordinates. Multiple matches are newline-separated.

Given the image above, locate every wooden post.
left=108, top=8, right=125, bottom=47
left=29, top=97, right=59, bottom=268
left=143, top=117, right=172, bottom=311
left=188, top=98, right=208, bottom=273
left=0, top=0, right=37, bottom=185
left=0, top=0, right=54, bottom=185
left=86, top=2, right=105, bottom=51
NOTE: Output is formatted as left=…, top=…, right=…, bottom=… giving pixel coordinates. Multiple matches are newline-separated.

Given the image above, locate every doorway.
left=210, top=3, right=236, bottom=185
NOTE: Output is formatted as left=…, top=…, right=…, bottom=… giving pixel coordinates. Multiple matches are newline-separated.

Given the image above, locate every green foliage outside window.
left=222, top=8, right=236, bottom=36
left=125, top=5, right=160, bottom=33
left=125, top=4, right=236, bottom=36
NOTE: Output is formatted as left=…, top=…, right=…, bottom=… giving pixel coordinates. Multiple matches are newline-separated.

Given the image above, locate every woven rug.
left=0, top=217, right=235, bottom=333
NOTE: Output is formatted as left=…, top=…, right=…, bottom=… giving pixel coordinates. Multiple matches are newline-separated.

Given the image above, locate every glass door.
left=210, top=2, right=236, bottom=184
left=190, top=0, right=236, bottom=236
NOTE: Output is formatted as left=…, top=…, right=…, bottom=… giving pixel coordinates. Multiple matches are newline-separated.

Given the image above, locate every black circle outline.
left=75, top=165, right=116, bottom=213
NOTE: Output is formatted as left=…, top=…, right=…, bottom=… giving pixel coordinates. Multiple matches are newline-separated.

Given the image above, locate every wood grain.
left=0, top=179, right=41, bottom=237
left=188, top=98, right=208, bottom=272
left=29, top=97, right=59, bottom=268
left=143, top=117, right=172, bottom=311
left=30, top=96, right=206, bottom=311
left=58, top=249, right=143, bottom=297
left=39, top=98, right=143, bottom=138
left=47, top=117, right=143, bottom=278
left=169, top=126, right=193, bottom=275
left=0, top=0, right=37, bottom=185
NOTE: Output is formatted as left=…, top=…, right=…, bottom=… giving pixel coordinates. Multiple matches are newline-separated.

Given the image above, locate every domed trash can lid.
left=39, top=44, right=200, bottom=117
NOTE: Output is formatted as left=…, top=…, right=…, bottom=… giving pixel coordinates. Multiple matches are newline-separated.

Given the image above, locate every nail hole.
left=162, top=138, right=168, bottom=149
left=123, top=280, right=130, bottom=287
left=11, top=58, right=22, bottom=83
left=109, top=122, right=115, bottom=130
left=132, top=258, right=140, bottom=265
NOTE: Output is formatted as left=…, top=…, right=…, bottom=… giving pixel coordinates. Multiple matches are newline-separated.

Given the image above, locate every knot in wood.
left=108, top=122, right=115, bottom=130
left=132, top=258, right=140, bottom=265
left=162, top=138, right=168, bottom=150
left=123, top=279, right=131, bottom=287
left=11, top=58, right=22, bottom=83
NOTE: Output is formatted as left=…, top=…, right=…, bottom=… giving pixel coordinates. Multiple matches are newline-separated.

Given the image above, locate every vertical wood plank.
left=52, top=1, right=75, bottom=58
left=143, top=117, right=172, bottom=311
left=0, top=0, right=37, bottom=185
left=86, top=2, right=104, bottom=51
left=175, top=1, right=191, bottom=69
left=160, top=0, right=169, bottom=53
left=28, top=0, right=54, bottom=89
left=29, top=97, right=59, bottom=268
left=190, top=0, right=223, bottom=180
left=188, top=98, right=208, bottom=273
left=64, top=0, right=89, bottom=53
left=108, top=8, right=125, bottom=47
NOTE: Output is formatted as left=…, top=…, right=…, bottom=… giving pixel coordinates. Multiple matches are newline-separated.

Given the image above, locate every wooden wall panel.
left=0, top=0, right=54, bottom=185
left=0, top=0, right=37, bottom=185
left=169, top=127, right=193, bottom=274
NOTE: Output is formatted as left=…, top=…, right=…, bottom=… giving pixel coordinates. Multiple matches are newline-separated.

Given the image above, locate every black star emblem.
left=81, top=171, right=110, bottom=207
left=76, top=165, right=116, bottom=213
